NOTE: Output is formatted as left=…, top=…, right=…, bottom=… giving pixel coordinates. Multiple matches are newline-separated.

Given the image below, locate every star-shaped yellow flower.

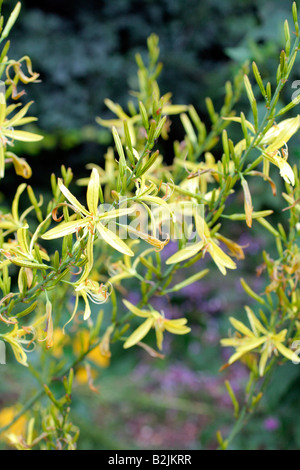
left=221, top=306, right=300, bottom=376
left=42, top=169, right=136, bottom=277
left=224, top=115, right=300, bottom=186
left=123, top=299, right=191, bottom=350
left=166, top=211, right=236, bottom=275
left=0, top=94, right=43, bottom=178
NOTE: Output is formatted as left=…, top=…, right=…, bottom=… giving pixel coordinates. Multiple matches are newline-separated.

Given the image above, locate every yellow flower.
left=260, top=116, right=300, bottom=152
left=73, top=331, right=110, bottom=368
left=264, top=150, right=295, bottom=186
left=65, top=279, right=110, bottom=326
left=1, top=224, right=50, bottom=271
left=224, top=115, right=300, bottom=186
left=166, top=211, right=236, bottom=275
left=0, top=407, right=26, bottom=443
left=75, top=366, right=97, bottom=385
left=51, top=328, right=69, bottom=358
left=0, top=94, right=43, bottom=178
left=1, top=315, right=46, bottom=367
left=221, top=306, right=300, bottom=376
left=1, top=324, right=31, bottom=367
left=123, top=299, right=191, bottom=350
left=215, top=233, right=245, bottom=260
left=42, top=169, right=135, bottom=277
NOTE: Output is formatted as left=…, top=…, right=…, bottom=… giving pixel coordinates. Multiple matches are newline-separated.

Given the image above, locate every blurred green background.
left=5, top=0, right=300, bottom=186
left=1, top=0, right=300, bottom=450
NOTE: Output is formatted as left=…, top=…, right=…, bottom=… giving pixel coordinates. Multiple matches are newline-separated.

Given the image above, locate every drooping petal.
left=126, top=225, right=169, bottom=251
left=208, top=240, right=237, bottom=274
left=9, top=153, right=32, bottom=179
left=123, top=318, right=155, bottom=349
left=241, top=178, right=253, bottom=228
left=96, top=222, right=134, bottom=256
left=4, top=337, right=28, bottom=367
left=275, top=341, right=300, bottom=363
left=81, top=290, right=92, bottom=320
left=278, top=160, right=295, bottom=186
left=45, top=300, right=54, bottom=349
left=155, top=325, right=164, bottom=351
left=215, top=234, right=245, bottom=260
left=258, top=346, right=269, bottom=376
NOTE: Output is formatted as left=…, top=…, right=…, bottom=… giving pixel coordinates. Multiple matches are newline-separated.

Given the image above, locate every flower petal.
left=227, top=337, right=266, bottom=364
left=96, top=222, right=134, bottom=256
left=229, top=316, right=256, bottom=337
left=123, top=299, right=152, bottom=318
left=275, top=341, right=300, bottom=363
left=4, top=129, right=43, bottom=142
left=87, top=168, right=100, bottom=215
left=163, top=320, right=191, bottom=335
left=123, top=318, right=154, bottom=349
left=166, top=241, right=203, bottom=264
left=245, top=306, right=269, bottom=336
left=263, top=115, right=300, bottom=153
left=42, top=219, right=89, bottom=240
left=58, top=180, right=90, bottom=216
left=259, top=346, right=269, bottom=376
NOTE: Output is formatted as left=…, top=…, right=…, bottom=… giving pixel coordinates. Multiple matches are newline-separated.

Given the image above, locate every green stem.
left=0, top=332, right=105, bottom=436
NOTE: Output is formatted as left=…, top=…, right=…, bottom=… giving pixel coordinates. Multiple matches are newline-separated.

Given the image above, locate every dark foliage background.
left=6, top=0, right=299, bottom=181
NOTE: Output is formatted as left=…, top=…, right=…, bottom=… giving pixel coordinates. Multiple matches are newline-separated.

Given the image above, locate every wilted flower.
left=66, top=279, right=110, bottom=324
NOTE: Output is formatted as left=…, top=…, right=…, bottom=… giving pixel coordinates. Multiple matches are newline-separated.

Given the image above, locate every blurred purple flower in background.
left=161, top=241, right=178, bottom=261
left=238, top=233, right=265, bottom=255
left=263, top=417, right=280, bottom=432
left=127, top=291, right=141, bottom=305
